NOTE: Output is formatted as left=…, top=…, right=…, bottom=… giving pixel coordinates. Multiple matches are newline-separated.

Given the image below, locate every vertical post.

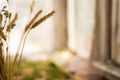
left=111, top=0, right=117, bottom=62
left=53, top=0, right=68, bottom=50
left=91, top=0, right=100, bottom=61
left=98, top=0, right=108, bottom=62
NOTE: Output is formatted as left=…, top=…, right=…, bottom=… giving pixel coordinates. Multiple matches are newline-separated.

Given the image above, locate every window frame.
left=93, top=0, right=120, bottom=79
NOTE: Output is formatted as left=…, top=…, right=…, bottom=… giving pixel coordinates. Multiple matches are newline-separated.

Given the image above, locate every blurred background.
left=7, top=0, right=95, bottom=60
left=0, top=0, right=120, bottom=80
left=6, top=0, right=95, bottom=59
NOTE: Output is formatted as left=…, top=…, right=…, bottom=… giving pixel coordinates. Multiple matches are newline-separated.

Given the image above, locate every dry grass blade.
left=5, top=47, right=11, bottom=80
left=0, top=29, right=6, bottom=40
left=31, top=10, right=55, bottom=29
left=6, top=13, right=18, bottom=32
left=0, top=14, right=3, bottom=25
left=0, top=74, right=3, bottom=80
left=24, top=10, right=42, bottom=33
left=10, top=53, right=19, bottom=79
left=0, top=43, right=5, bottom=80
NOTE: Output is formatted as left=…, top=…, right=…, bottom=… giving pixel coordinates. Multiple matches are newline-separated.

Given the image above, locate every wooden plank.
left=115, top=0, right=120, bottom=64
left=93, top=62, right=120, bottom=78
left=111, top=0, right=117, bottom=61
left=98, top=0, right=108, bottom=62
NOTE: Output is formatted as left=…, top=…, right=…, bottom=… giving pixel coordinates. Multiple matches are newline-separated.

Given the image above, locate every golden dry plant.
left=0, top=0, right=55, bottom=80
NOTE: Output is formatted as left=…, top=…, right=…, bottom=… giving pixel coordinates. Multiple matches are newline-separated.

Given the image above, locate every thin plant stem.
left=10, top=53, right=18, bottom=80
left=19, top=29, right=30, bottom=63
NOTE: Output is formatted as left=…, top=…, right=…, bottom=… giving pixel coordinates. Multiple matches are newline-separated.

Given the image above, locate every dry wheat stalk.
left=10, top=53, right=19, bottom=80
left=0, top=28, right=6, bottom=40
left=6, top=13, right=18, bottom=32
left=0, top=42, right=5, bottom=80
left=18, top=10, right=55, bottom=63
left=0, top=5, right=18, bottom=80
left=0, top=6, right=10, bottom=80
left=0, top=14, right=3, bottom=26
left=18, top=10, right=55, bottom=68
left=31, top=10, right=55, bottom=29
left=24, top=10, right=42, bottom=33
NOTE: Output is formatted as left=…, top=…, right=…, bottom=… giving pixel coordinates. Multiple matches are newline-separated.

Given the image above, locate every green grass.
left=15, top=59, right=74, bottom=80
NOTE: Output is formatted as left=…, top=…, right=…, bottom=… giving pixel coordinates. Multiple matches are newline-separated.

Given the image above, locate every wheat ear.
left=31, top=10, right=55, bottom=29
left=24, top=10, right=42, bottom=33
left=6, top=13, right=18, bottom=32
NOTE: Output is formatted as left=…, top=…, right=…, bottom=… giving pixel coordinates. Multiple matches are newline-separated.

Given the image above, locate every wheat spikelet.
left=0, top=29, right=6, bottom=40
left=6, top=13, right=18, bottom=32
left=24, top=10, right=42, bottom=33
left=31, top=10, right=55, bottom=29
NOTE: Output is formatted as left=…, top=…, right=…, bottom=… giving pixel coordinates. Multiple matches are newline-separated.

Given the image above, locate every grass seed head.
left=31, top=10, right=55, bottom=29
left=24, top=10, right=42, bottom=33
left=6, top=13, right=18, bottom=32
left=0, top=29, right=6, bottom=40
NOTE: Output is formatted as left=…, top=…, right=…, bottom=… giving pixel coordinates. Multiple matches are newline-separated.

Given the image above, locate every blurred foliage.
left=14, top=59, right=74, bottom=80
